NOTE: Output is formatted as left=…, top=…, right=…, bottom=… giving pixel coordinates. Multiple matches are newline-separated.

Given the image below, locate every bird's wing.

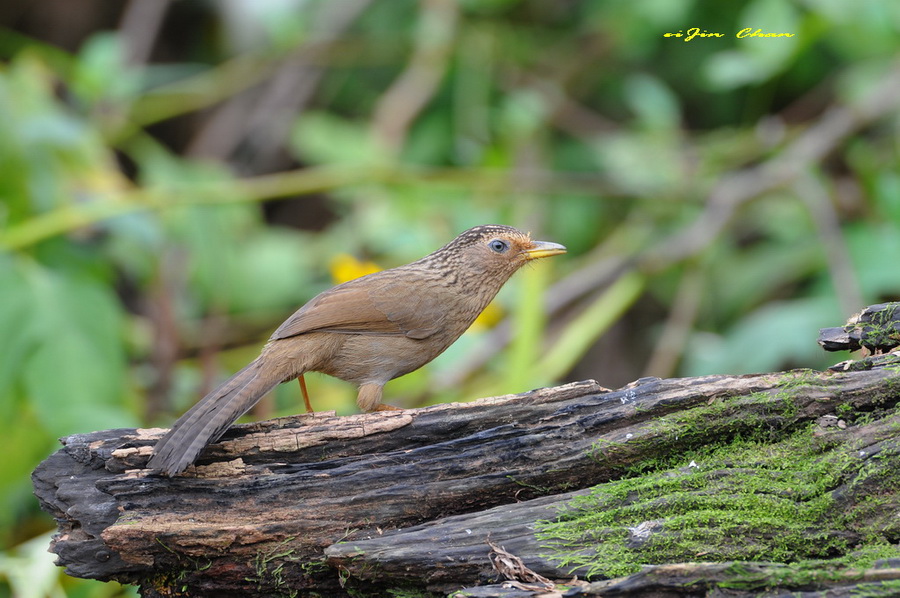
left=270, top=273, right=447, bottom=341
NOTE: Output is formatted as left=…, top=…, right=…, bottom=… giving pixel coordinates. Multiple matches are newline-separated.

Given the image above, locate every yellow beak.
left=523, top=240, right=567, bottom=260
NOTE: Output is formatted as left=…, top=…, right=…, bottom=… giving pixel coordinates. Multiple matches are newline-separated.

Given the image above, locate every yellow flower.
left=330, top=253, right=382, bottom=284
left=471, top=301, right=504, bottom=331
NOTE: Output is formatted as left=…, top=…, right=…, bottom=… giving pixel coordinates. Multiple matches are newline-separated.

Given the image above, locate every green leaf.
left=704, top=0, right=799, bottom=89
left=291, top=112, right=384, bottom=167
left=846, top=222, right=900, bottom=299
left=70, top=32, right=140, bottom=106
left=623, top=74, right=681, bottom=130
left=19, top=265, right=136, bottom=436
left=226, top=229, right=317, bottom=314
left=0, top=259, right=37, bottom=403
left=684, top=297, right=841, bottom=376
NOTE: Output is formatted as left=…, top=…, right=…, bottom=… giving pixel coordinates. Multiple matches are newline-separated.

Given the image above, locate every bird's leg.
left=298, top=374, right=314, bottom=413
left=356, top=383, right=400, bottom=412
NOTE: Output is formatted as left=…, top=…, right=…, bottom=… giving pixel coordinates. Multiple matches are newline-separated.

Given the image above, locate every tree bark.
left=32, top=354, right=900, bottom=597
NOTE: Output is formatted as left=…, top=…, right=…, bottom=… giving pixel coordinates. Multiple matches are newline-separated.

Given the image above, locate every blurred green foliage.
left=1, top=0, right=899, bottom=595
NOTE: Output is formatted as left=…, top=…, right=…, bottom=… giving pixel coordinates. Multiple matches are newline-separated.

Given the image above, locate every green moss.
left=246, top=537, right=301, bottom=597
left=588, top=373, right=829, bottom=480
left=851, top=303, right=900, bottom=351
left=539, top=422, right=899, bottom=580
left=713, top=547, right=900, bottom=592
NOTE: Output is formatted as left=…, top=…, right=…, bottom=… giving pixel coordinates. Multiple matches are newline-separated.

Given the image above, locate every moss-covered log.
left=330, top=385, right=900, bottom=590
left=32, top=354, right=900, bottom=597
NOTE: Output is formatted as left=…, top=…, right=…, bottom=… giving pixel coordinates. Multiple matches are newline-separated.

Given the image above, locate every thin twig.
left=186, top=0, right=373, bottom=169
left=119, top=0, right=170, bottom=66
left=643, top=61, right=900, bottom=270
left=643, top=263, right=705, bottom=378
left=795, top=171, right=864, bottom=315
left=370, top=0, right=459, bottom=155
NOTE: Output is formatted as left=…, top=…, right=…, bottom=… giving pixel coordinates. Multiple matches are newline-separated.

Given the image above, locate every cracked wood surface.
left=31, top=359, right=900, bottom=597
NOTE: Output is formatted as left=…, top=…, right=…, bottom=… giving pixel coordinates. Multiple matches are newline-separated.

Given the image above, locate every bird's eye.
left=488, top=239, right=509, bottom=253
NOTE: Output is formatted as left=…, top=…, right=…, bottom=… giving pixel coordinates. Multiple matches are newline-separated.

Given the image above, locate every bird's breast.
left=316, top=333, right=446, bottom=385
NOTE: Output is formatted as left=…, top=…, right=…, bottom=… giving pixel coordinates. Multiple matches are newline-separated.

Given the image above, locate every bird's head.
left=437, top=225, right=567, bottom=278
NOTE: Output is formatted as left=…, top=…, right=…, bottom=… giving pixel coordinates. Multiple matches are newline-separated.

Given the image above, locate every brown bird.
left=147, top=225, right=566, bottom=475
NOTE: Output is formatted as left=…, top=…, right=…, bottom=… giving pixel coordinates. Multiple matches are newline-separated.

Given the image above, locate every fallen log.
left=32, top=352, right=900, bottom=597
left=330, top=368, right=900, bottom=594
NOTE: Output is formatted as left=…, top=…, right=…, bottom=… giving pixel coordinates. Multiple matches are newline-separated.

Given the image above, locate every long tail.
left=147, top=359, right=281, bottom=476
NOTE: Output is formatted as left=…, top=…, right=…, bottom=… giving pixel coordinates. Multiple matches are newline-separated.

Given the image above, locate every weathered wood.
left=325, top=487, right=594, bottom=587
left=449, top=561, right=900, bottom=598
left=32, top=355, right=900, bottom=597
left=818, top=301, right=900, bottom=353
left=327, top=402, right=900, bottom=592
